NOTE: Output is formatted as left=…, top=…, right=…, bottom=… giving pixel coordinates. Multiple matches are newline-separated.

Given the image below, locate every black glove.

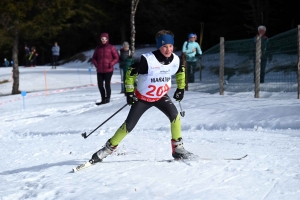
left=173, top=88, right=184, bottom=101
left=126, top=92, right=138, bottom=105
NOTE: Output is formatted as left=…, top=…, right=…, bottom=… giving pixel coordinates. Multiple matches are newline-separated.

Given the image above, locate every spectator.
left=51, top=42, right=60, bottom=69
left=3, top=58, right=9, bottom=67
left=24, top=45, right=30, bottom=67
left=182, top=33, right=202, bottom=83
left=252, top=25, right=272, bottom=83
left=118, top=41, right=131, bottom=93
left=92, top=32, right=119, bottom=105
left=28, top=46, right=38, bottom=67
left=122, top=56, right=135, bottom=94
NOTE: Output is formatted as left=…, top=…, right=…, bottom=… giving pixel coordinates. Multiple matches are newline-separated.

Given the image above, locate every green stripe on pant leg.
left=171, top=114, right=182, bottom=140
left=110, top=123, right=128, bottom=146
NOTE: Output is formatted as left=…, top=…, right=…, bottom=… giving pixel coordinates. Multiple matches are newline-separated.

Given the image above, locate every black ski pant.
left=253, top=58, right=267, bottom=83
left=25, top=56, right=29, bottom=67
left=52, top=55, right=59, bottom=67
left=97, top=72, right=113, bottom=100
left=125, top=94, right=178, bottom=132
left=186, top=61, right=197, bottom=83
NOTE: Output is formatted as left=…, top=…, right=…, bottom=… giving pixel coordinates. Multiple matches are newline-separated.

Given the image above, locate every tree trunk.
left=12, top=33, right=20, bottom=94
left=120, top=22, right=127, bottom=44
left=130, top=0, right=139, bottom=58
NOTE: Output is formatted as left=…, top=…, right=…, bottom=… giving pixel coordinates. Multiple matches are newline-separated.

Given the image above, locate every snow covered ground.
left=0, top=49, right=300, bottom=200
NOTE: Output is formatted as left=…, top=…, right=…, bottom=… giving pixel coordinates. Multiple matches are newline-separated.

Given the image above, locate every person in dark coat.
left=28, top=46, right=38, bottom=67
left=252, top=25, right=272, bottom=83
left=92, top=32, right=119, bottom=105
left=118, top=41, right=131, bottom=93
left=88, top=30, right=193, bottom=165
left=24, top=45, right=30, bottom=67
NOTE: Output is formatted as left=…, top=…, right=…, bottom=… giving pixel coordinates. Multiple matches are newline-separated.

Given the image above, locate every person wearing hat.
left=24, top=45, right=30, bottom=67
left=252, top=25, right=272, bottom=83
left=92, top=32, right=119, bottom=105
left=51, top=42, right=60, bottom=69
left=3, top=58, right=9, bottom=67
left=28, top=46, right=38, bottom=67
left=88, top=30, right=194, bottom=164
left=182, top=33, right=202, bottom=83
left=118, top=41, right=132, bottom=93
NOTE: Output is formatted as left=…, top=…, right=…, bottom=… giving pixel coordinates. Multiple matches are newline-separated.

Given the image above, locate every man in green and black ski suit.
left=90, top=30, right=194, bottom=163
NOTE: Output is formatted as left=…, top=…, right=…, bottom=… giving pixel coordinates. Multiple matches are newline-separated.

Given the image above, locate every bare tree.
left=242, top=0, right=270, bottom=33
left=130, top=0, right=139, bottom=58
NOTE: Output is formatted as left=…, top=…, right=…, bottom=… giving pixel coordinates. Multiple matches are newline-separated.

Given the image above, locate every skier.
left=89, top=30, right=193, bottom=164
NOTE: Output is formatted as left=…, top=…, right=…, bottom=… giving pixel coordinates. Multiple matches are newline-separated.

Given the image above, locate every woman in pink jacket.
left=92, top=33, right=119, bottom=105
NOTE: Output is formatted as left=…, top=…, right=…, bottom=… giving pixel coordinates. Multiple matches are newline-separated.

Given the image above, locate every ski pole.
left=178, top=101, right=185, bottom=117
left=81, top=104, right=128, bottom=139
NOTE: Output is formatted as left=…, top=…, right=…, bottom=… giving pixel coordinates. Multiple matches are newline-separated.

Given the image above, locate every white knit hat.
left=258, top=25, right=266, bottom=32
left=122, top=41, right=130, bottom=47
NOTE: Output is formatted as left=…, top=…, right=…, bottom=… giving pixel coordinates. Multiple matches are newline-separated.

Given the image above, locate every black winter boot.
left=105, top=97, right=110, bottom=103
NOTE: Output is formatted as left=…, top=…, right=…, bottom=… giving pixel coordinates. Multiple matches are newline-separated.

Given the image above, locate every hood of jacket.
left=100, top=33, right=109, bottom=46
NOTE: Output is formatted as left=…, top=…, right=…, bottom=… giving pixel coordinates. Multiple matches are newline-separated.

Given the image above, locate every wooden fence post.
left=254, top=36, right=262, bottom=98
left=219, top=37, right=224, bottom=95
left=182, top=53, right=188, bottom=91
left=199, top=57, right=202, bottom=81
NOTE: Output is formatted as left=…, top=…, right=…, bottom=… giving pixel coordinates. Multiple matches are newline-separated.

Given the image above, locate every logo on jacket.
left=151, top=77, right=171, bottom=83
left=160, top=69, right=170, bottom=74
left=151, top=66, right=160, bottom=69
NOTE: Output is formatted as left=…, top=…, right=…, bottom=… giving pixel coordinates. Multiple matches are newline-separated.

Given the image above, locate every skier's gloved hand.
left=173, top=88, right=184, bottom=101
left=126, top=92, right=138, bottom=105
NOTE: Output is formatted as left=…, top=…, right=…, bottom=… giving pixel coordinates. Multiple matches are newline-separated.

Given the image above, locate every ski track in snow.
left=0, top=66, right=300, bottom=199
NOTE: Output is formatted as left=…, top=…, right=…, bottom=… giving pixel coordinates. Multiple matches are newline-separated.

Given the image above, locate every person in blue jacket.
left=182, top=33, right=202, bottom=83
left=3, top=58, right=9, bottom=67
left=51, top=42, right=60, bottom=69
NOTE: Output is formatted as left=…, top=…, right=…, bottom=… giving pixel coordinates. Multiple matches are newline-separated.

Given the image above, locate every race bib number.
left=146, top=83, right=170, bottom=97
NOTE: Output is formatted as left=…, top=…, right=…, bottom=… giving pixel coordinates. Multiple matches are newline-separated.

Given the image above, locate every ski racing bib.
left=135, top=52, right=179, bottom=102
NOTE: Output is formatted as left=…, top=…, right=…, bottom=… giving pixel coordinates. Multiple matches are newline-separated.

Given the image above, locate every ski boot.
left=89, top=140, right=117, bottom=164
left=171, top=137, right=193, bottom=159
